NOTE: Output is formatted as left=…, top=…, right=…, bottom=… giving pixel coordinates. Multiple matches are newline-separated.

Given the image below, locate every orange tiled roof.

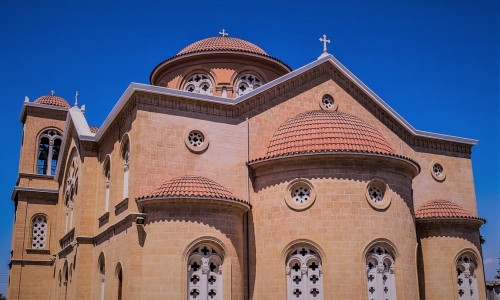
left=137, top=175, right=247, bottom=204
left=415, top=199, right=485, bottom=222
left=177, top=37, right=268, bottom=56
left=34, top=95, right=71, bottom=108
left=265, top=110, right=394, bottom=158
left=89, top=126, right=99, bottom=133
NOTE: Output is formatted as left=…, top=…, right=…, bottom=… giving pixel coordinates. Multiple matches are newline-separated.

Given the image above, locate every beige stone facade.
left=8, top=36, right=485, bottom=299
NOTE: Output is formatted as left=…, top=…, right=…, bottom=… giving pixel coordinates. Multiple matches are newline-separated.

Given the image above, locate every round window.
left=285, top=179, right=317, bottom=211
left=365, top=179, right=391, bottom=210
left=184, top=128, right=209, bottom=153
left=430, top=161, right=446, bottom=181
left=188, top=131, right=204, bottom=147
left=319, top=94, right=338, bottom=110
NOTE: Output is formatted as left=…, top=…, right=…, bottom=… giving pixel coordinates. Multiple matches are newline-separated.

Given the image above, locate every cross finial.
left=219, top=29, right=228, bottom=37
left=319, top=34, right=331, bottom=53
left=51, top=90, right=55, bottom=96
left=74, top=91, right=79, bottom=107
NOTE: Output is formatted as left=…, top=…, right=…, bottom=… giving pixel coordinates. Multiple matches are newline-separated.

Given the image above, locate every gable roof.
left=87, top=54, right=477, bottom=146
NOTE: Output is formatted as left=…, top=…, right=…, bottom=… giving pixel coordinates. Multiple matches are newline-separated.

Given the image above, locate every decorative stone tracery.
left=184, top=74, right=213, bottom=95
left=188, top=245, right=223, bottom=300
left=31, top=215, right=47, bottom=249
left=456, top=254, right=479, bottom=300
left=236, top=74, right=262, bottom=96
left=286, top=247, right=323, bottom=300
left=366, top=246, right=396, bottom=300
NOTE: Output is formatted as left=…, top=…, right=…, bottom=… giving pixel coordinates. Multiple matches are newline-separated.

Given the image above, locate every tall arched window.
left=37, top=129, right=62, bottom=175
left=456, top=254, right=479, bottom=300
left=98, top=253, right=105, bottom=300
left=103, top=157, right=111, bottom=212
left=236, top=74, right=262, bottom=96
left=65, top=152, right=79, bottom=232
left=115, top=263, right=123, bottom=300
left=31, top=215, right=47, bottom=249
left=184, top=74, right=213, bottom=95
left=187, top=245, right=223, bottom=300
left=286, top=247, right=323, bottom=300
left=121, top=140, right=130, bottom=200
left=366, top=246, right=396, bottom=300
left=63, top=261, right=69, bottom=299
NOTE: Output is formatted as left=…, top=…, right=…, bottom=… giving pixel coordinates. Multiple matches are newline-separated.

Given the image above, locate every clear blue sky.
left=0, top=0, right=498, bottom=294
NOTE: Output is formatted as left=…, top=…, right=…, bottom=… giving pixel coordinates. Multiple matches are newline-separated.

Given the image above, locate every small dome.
left=137, top=175, right=248, bottom=205
left=415, top=199, right=484, bottom=222
left=266, top=110, right=394, bottom=158
left=34, top=95, right=71, bottom=108
left=177, top=37, right=268, bottom=56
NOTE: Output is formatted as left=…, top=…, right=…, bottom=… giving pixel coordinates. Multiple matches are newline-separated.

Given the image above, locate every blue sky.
left=0, top=0, right=498, bottom=294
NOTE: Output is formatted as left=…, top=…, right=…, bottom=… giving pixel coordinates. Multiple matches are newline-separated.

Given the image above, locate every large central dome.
left=177, top=37, right=268, bottom=56
left=150, top=34, right=291, bottom=96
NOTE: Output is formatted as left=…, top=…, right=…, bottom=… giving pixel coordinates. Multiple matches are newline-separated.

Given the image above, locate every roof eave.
left=136, top=196, right=251, bottom=210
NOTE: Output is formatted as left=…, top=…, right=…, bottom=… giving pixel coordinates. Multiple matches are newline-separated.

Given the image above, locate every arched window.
left=65, top=152, right=79, bottom=232
left=31, top=215, right=47, bottom=249
left=187, top=245, right=223, bottom=300
left=98, top=253, right=106, bottom=300
left=103, top=157, right=111, bottom=212
left=236, top=74, right=262, bottom=96
left=37, top=129, right=62, bottom=175
left=456, top=254, right=479, bottom=300
left=121, top=140, right=130, bottom=200
left=115, top=263, right=123, bottom=300
left=63, top=261, right=69, bottom=299
left=286, top=247, right=323, bottom=299
left=184, top=74, right=213, bottom=95
left=366, top=246, right=396, bottom=300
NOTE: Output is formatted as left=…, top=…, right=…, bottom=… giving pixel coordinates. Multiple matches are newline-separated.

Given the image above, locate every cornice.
left=61, top=55, right=477, bottom=159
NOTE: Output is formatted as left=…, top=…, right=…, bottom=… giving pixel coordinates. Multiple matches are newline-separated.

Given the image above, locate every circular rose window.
left=184, top=128, right=209, bottom=153
left=365, top=179, right=391, bottom=210
left=285, top=179, right=317, bottom=211
left=430, top=161, right=446, bottom=181
left=319, top=94, right=338, bottom=110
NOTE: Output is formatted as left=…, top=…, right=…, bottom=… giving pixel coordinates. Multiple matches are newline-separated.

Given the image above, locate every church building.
left=8, top=32, right=486, bottom=299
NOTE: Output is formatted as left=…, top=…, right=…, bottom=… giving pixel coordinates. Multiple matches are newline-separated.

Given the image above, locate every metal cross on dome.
left=51, top=90, right=55, bottom=96
left=319, top=34, right=331, bottom=53
left=219, top=29, right=228, bottom=37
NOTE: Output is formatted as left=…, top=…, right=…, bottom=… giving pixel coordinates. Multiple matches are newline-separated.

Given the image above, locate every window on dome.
left=236, top=74, right=262, bottom=96
left=37, top=129, right=62, bottom=175
left=366, top=246, right=396, bottom=300
left=184, top=74, right=213, bottom=95
left=31, top=215, right=47, bottom=249
left=286, top=247, right=323, bottom=300
left=456, top=254, right=479, bottom=300
left=187, top=245, right=223, bottom=300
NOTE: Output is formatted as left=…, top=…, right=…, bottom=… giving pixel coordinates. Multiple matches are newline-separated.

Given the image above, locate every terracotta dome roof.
left=265, top=110, right=394, bottom=158
left=177, top=37, right=268, bottom=56
left=34, top=95, right=71, bottom=108
left=137, top=175, right=248, bottom=205
left=415, top=199, right=485, bottom=222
